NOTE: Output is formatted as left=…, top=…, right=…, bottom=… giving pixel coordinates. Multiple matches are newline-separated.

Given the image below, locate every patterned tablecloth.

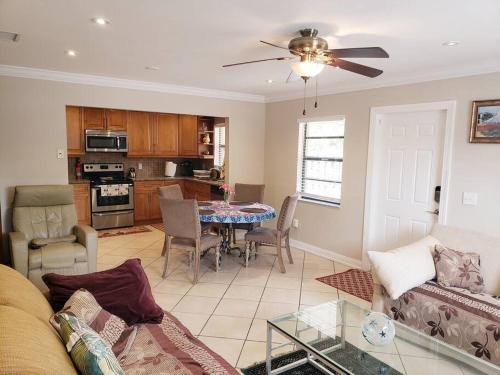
left=198, top=201, right=276, bottom=224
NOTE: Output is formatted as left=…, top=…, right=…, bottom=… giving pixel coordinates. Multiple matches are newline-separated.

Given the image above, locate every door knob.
left=425, top=209, right=439, bottom=215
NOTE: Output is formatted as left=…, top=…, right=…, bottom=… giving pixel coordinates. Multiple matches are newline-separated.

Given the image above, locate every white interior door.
left=366, top=109, right=446, bottom=253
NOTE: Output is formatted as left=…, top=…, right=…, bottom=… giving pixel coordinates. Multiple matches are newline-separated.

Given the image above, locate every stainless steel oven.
left=85, top=129, right=128, bottom=152
left=83, top=163, right=135, bottom=230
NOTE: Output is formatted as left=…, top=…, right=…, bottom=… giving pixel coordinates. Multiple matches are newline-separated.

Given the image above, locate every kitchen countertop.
left=69, top=177, right=224, bottom=187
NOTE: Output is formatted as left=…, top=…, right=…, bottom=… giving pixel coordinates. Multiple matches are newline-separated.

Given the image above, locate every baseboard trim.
left=289, top=239, right=362, bottom=269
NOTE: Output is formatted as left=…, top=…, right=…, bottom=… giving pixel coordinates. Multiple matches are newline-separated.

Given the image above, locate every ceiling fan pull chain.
left=303, top=80, right=307, bottom=116
left=314, top=77, right=318, bottom=109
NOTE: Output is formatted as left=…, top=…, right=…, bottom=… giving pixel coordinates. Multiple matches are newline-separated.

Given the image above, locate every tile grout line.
left=234, top=249, right=276, bottom=368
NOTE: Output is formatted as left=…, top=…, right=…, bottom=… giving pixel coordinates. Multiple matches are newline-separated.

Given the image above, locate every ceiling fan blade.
left=260, top=40, right=290, bottom=51
left=222, top=56, right=292, bottom=67
left=327, top=47, right=389, bottom=58
left=286, top=70, right=300, bottom=83
left=329, top=59, right=383, bottom=78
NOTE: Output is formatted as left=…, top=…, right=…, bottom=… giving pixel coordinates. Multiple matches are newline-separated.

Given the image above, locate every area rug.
left=150, top=222, right=165, bottom=232
left=98, top=226, right=152, bottom=238
left=316, top=268, right=373, bottom=302
left=241, top=337, right=401, bottom=375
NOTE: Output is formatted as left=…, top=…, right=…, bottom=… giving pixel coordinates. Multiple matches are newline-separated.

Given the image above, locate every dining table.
left=198, top=200, right=276, bottom=269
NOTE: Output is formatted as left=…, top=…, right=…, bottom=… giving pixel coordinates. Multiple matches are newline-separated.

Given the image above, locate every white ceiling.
left=2, top=0, right=500, bottom=101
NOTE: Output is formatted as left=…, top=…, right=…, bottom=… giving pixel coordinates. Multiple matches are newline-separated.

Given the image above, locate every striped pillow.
left=56, top=313, right=125, bottom=375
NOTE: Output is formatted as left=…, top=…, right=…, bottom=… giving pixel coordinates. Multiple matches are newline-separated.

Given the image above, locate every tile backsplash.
left=68, top=154, right=213, bottom=180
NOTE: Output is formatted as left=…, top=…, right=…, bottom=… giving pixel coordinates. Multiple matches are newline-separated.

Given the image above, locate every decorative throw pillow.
left=42, top=258, right=164, bottom=325
left=368, top=236, right=441, bottom=300
left=433, top=244, right=485, bottom=292
left=56, top=312, right=125, bottom=375
left=50, top=289, right=137, bottom=359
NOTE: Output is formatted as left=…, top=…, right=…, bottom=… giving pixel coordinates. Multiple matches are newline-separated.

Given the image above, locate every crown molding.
left=0, top=64, right=266, bottom=103
left=265, top=62, right=500, bottom=103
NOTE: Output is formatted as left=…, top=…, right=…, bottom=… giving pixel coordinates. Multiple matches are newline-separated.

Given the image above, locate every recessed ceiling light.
left=92, top=17, right=110, bottom=26
left=442, top=41, right=459, bottom=46
left=145, top=66, right=160, bottom=70
left=65, top=49, right=77, bottom=57
left=266, top=79, right=273, bottom=83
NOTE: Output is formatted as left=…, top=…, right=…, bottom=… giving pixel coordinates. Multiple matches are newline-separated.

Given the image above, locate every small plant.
left=219, top=183, right=234, bottom=203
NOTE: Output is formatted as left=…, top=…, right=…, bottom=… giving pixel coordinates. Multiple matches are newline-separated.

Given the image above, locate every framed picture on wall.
left=470, top=99, right=500, bottom=143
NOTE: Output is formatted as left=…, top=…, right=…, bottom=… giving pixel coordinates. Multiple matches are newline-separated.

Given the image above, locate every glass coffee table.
left=266, top=300, right=497, bottom=375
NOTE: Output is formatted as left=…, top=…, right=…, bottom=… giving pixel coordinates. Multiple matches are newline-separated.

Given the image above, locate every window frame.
left=296, top=116, right=346, bottom=206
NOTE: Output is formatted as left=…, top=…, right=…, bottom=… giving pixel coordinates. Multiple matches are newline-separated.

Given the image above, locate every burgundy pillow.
left=42, top=258, right=163, bottom=325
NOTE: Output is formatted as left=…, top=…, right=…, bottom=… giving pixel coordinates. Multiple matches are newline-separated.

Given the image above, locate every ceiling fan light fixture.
left=291, top=60, right=324, bottom=79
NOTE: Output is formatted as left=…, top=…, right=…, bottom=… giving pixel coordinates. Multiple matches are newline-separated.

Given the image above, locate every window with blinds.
left=214, top=126, right=226, bottom=168
left=296, top=117, right=345, bottom=205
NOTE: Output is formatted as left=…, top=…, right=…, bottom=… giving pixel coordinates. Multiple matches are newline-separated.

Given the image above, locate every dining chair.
left=159, top=198, right=222, bottom=283
left=158, top=184, right=183, bottom=199
left=231, top=183, right=265, bottom=243
left=158, top=184, right=210, bottom=256
left=244, top=194, right=299, bottom=273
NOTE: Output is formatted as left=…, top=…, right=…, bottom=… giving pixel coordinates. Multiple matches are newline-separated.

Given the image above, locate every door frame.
left=362, top=101, right=456, bottom=269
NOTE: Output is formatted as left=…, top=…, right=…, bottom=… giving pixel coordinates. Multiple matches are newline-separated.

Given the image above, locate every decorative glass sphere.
left=361, top=312, right=395, bottom=346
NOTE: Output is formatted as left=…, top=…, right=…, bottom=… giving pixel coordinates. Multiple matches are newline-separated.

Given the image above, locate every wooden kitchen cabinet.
left=106, top=109, right=127, bottom=131
left=83, top=107, right=106, bottom=130
left=134, top=180, right=185, bottom=222
left=72, top=183, right=91, bottom=225
left=127, top=111, right=154, bottom=156
left=179, top=114, right=198, bottom=156
left=66, top=106, right=85, bottom=156
left=184, top=180, right=211, bottom=201
left=154, top=113, right=179, bottom=156
left=82, top=107, right=127, bottom=131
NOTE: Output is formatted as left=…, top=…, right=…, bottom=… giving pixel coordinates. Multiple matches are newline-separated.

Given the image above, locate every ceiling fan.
left=223, top=28, right=389, bottom=114
left=223, top=28, right=389, bottom=79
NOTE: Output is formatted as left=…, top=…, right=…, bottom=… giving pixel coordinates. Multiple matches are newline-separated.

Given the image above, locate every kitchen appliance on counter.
left=165, top=161, right=177, bottom=177
left=128, top=167, right=136, bottom=180
left=179, top=161, right=194, bottom=176
left=82, top=163, right=134, bottom=230
left=209, top=168, right=221, bottom=180
left=85, top=129, right=128, bottom=153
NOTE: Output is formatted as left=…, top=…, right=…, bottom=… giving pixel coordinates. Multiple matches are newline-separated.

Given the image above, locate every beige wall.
left=0, top=76, right=266, bottom=258
left=265, top=72, right=500, bottom=262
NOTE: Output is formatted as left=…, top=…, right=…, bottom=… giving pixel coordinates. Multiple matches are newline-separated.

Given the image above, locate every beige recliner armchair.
left=9, top=185, right=97, bottom=291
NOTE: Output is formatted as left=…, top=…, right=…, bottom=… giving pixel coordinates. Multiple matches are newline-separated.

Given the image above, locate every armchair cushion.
left=31, top=235, right=77, bottom=247
left=29, top=242, right=87, bottom=270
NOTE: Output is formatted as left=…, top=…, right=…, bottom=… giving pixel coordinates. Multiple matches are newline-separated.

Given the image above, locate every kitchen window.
left=214, top=125, right=226, bottom=168
left=296, top=117, right=345, bottom=205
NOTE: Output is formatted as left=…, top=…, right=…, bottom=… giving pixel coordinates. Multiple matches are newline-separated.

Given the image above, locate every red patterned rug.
left=98, top=226, right=152, bottom=238
left=150, top=222, right=165, bottom=232
left=316, top=269, right=374, bottom=302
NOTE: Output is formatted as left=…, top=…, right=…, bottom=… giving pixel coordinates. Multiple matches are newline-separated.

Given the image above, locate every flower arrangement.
left=219, top=183, right=234, bottom=204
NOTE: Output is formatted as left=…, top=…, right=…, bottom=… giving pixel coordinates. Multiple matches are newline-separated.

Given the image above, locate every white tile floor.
left=97, top=226, right=482, bottom=374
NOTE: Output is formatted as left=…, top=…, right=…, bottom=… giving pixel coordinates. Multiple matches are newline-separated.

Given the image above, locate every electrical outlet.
left=57, top=149, right=64, bottom=159
left=292, top=219, right=299, bottom=228
left=138, top=163, right=143, bottom=170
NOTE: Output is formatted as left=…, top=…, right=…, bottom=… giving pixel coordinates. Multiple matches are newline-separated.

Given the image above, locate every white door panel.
left=370, top=110, right=446, bottom=252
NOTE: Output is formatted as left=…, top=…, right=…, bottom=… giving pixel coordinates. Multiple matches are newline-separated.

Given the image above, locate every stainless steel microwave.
left=85, top=130, right=128, bottom=152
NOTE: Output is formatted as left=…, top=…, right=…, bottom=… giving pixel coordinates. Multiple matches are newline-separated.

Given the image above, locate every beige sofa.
left=9, top=185, right=97, bottom=291
left=373, top=224, right=500, bottom=367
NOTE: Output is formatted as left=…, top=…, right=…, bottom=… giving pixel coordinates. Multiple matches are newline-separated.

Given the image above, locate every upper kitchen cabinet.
left=66, top=106, right=85, bottom=156
left=83, top=107, right=106, bottom=130
left=179, top=114, right=198, bottom=156
left=127, top=111, right=154, bottom=156
left=106, top=109, right=128, bottom=131
left=83, top=107, right=127, bottom=131
left=153, top=113, right=179, bottom=156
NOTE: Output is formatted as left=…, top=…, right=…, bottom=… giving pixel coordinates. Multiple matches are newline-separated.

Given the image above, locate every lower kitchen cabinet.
left=72, top=183, right=91, bottom=225
left=183, top=180, right=211, bottom=201
left=134, top=180, right=184, bottom=222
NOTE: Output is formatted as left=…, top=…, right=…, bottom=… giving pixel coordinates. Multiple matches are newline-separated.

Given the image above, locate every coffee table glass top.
left=268, top=300, right=494, bottom=375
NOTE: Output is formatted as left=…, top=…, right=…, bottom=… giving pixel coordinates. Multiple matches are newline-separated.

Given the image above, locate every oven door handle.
left=93, top=210, right=134, bottom=216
